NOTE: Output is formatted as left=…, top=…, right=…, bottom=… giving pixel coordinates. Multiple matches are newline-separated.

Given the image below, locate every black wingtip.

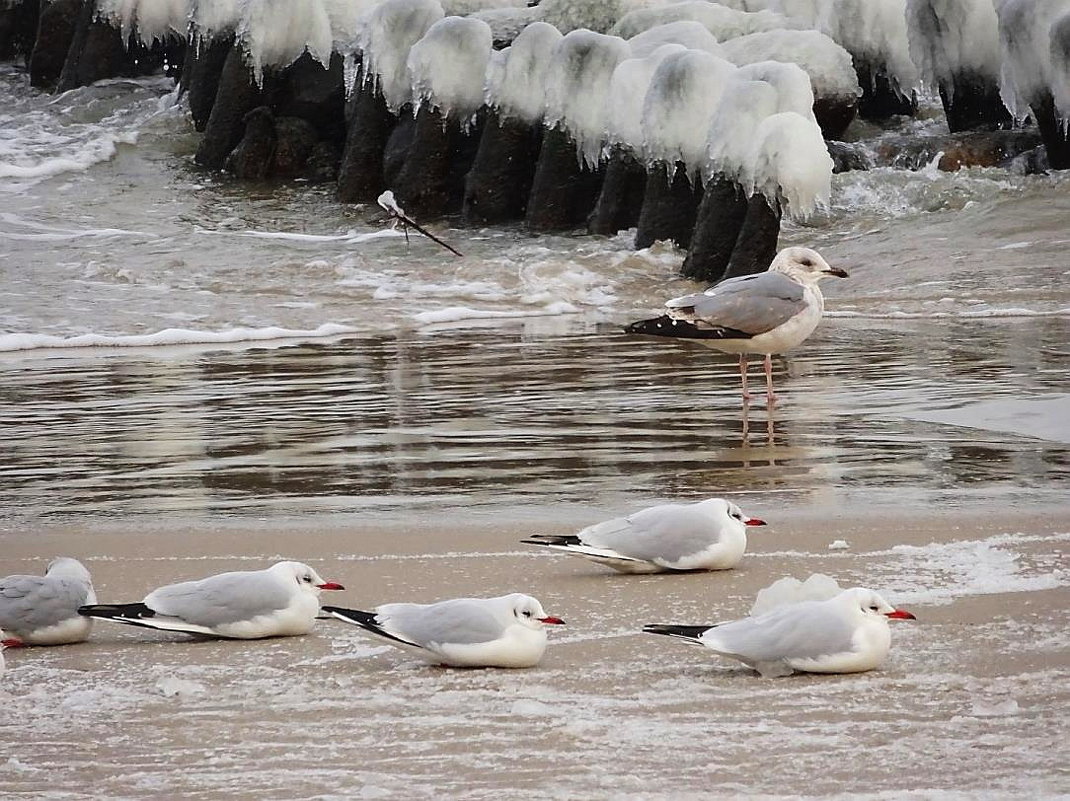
left=642, top=624, right=711, bottom=640
left=520, top=535, right=583, bottom=547
left=625, top=315, right=752, bottom=341
left=78, top=602, right=156, bottom=619
left=320, top=606, right=378, bottom=626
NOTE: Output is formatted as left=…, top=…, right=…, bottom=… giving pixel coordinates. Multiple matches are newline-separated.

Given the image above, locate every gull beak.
left=538, top=616, right=565, bottom=625
left=1, top=638, right=26, bottom=648
left=744, top=517, right=767, bottom=527
left=885, top=609, right=916, bottom=620
left=826, top=267, right=849, bottom=278
left=317, top=582, right=345, bottom=591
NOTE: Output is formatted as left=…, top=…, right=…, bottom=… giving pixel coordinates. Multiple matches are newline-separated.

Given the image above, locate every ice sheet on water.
left=610, top=0, right=795, bottom=41
left=358, top=0, right=445, bottom=111
left=744, top=110, right=832, bottom=217
left=641, top=49, right=738, bottom=177
left=721, top=28, right=860, bottom=99
left=626, top=20, right=722, bottom=58
left=485, top=21, right=562, bottom=123
left=408, top=16, right=492, bottom=123
left=905, top=0, right=1003, bottom=89
left=543, top=29, right=632, bottom=169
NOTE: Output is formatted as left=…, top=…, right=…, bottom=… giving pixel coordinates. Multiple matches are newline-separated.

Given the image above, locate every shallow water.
left=1, top=63, right=1069, bottom=798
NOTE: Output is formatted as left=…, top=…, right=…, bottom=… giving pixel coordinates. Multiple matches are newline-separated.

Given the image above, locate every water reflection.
left=1, top=315, right=1067, bottom=521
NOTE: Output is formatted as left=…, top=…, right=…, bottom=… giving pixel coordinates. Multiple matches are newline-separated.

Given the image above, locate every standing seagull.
left=79, top=561, right=344, bottom=640
left=644, top=587, right=916, bottom=677
left=627, top=246, right=848, bottom=404
left=0, top=557, right=97, bottom=645
left=521, top=498, right=766, bottom=573
left=323, top=594, right=565, bottom=668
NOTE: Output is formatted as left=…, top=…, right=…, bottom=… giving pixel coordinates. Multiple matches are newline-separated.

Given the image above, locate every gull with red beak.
left=644, top=587, right=916, bottom=677
left=78, top=561, right=344, bottom=640
left=522, top=498, right=767, bottom=573
left=323, top=594, right=565, bottom=668
left=627, top=246, right=848, bottom=405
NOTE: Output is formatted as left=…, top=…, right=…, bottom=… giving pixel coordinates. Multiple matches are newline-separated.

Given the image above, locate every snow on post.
left=904, top=0, right=1002, bottom=94
left=485, top=21, right=562, bottom=124
left=542, top=29, right=632, bottom=168
left=742, top=111, right=832, bottom=219
left=609, top=0, right=794, bottom=41
left=407, top=16, right=492, bottom=127
left=537, top=0, right=652, bottom=35
left=357, top=0, right=445, bottom=111
left=604, top=44, right=688, bottom=150
left=236, top=0, right=334, bottom=83
left=1053, top=9, right=1070, bottom=124
left=97, top=0, right=189, bottom=46
left=704, top=76, right=779, bottom=183
left=719, top=29, right=859, bottom=105
left=994, top=0, right=1069, bottom=120
left=735, top=60, right=816, bottom=119
left=640, top=49, right=739, bottom=179
left=626, top=21, right=722, bottom=59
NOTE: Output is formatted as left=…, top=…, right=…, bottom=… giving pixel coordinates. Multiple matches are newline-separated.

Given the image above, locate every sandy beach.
left=3, top=504, right=1068, bottom=799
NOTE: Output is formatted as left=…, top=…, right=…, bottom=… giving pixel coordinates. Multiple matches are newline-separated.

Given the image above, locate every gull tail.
left=625, top=315, right=749, bottom=341
left=521, top=536, right=655, bottom=572
left=321, top=605, right=420, bottom=649
left=77, top=603, right=220, bottom=637
left=642, top=624, right=711, bottom=645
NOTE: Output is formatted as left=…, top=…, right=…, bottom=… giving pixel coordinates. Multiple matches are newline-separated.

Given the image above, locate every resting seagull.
left=323, top=593, right=565, bottom=668
left=79, top=561, right=344, bottom=640
left=0, top=557, right=96, bottom=645
left=627, top=246, right=847, bottom=404
left=644, top=587, right=915, bottom=677
left=522, top=498, right=766, bottom=573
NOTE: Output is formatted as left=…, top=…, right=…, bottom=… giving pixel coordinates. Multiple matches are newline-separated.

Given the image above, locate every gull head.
left=698, top=498, right=767, bottom=529
left=507, top=594, right=565, bottom=629
left=841, top=587, right=916, bottom=621
left=271, top=561, right=345, bottom=595
left=769, top=247, right=848, bottom=284
left=46, top=556, right=93, bottom=584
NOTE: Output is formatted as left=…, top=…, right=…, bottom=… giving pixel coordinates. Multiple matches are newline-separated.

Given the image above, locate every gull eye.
left=522, top=609, right=532, bottom=617
left=800, top=258, right=813, bottom=267
left=869, top=604, right=879, bottom=611
left=303, top=575, right=313, bottom=583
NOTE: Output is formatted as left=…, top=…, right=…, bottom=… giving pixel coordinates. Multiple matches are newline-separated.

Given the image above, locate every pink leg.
left=764, top=354, right=778, bottom=405
left=739, top=354, right=752, bottom=402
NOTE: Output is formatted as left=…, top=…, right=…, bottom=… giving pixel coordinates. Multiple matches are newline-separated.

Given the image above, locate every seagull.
left=643, top=587, right=916, bottom=677
left=521, top=498, right=766, bottom=573
left=626, top=246, right=848, bottom=404
left=0, top=557, right=97, bottom=645
left=323, top=593, right=565, bottom=668
left=78, top=561, right=344, bottom=640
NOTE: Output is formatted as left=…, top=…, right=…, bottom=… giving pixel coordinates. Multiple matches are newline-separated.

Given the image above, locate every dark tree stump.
left=195, top=43, right=263, bottom=170
left=635, top=161, right=702, bottom=250
left=939, top=70, right=1013, bottom=132
left=463, top=109, right=543, bottom=225
left=392, top=105, right=483, bottom=220
left=336, top=65, right=397, bottom=203
left=588, top=146, right=647, bottom=235
left=184, top=33, right=234, bottom=132
left=525, top=125, right=605, bottom=232
left=681, top=177, right=749, bottom=283
left=29, top=0, right=80, bottom=89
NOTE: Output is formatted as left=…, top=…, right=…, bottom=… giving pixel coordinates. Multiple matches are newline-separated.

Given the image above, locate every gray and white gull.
left=0, top=557, right=96, bottom=645
left=79, top=561, right=344, bottom=639
left=323, top=593, right=565, bottom=668
left=522, top=498, right=766, bottom=573
left=644, top=587, right=916, bottom=677
left=627, top=246, right=848, bottom=403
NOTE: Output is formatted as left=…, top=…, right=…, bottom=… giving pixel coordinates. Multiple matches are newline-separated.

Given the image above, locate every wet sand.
left=3, top=505, right=1068, bottom=799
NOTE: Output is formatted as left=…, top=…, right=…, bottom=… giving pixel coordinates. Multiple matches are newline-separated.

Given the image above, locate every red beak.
left=538, top=616, right=565, bottom=625
left=885, top=609, right=916, bottom=620
left=745, top=517, right=767, bottom=527
left=317, top=582, right=345, bottom=591
left=1, top=638, right=26, bottom=648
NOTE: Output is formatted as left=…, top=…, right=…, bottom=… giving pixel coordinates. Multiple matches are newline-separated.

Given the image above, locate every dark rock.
left=272, top=116, right=318, bottom=177
left=195, top=42, right=264, bottom=170
left=29, top=0, right=80, bottom=89
left=1000, top=145, right=1050, bottom=175
left=271, top=51, right=345, bottom=144
left=525, top=125, right=605, bottom=232
left=391, top=104, right=484, bottom=220
left=826, top=140, right=872, bottom=173
left=336, top=63, right=398, bottom=203
left=184, top=33, right=234, bottom=132
left=681, top=177, right=749, bottom=283
left=635, top=161, right=703, bottom=250
left=588, top=146, right=647, bottom=236
left=812, top=95, right=859, bottom=140
left=722, top=195, right=781, bottom=281
left=463, top=109, right=543, bottom=225
left=305, top=140, right=341, bottom=183
left=224, top=105, right=276, bottom=180
left=874, top=130, right=1042, bottom=171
